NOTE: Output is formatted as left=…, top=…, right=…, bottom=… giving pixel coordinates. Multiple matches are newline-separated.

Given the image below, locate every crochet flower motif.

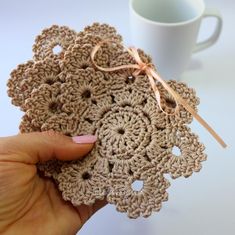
left=61, top=34, right=123, bottom=73
left=33, top=25, right=77, bottom=61
left=7, top=23, right=207, bottom=219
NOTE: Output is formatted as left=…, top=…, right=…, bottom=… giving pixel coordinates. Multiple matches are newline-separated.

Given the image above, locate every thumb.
left=0, top=130, right=97, bottom=164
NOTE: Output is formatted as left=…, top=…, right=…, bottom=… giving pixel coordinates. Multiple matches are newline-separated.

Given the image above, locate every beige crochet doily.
left=7, top=23, right=207, bottom=218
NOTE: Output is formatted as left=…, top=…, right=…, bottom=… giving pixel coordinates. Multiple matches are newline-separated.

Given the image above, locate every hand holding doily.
left=0, top=131, right=105, bottom=235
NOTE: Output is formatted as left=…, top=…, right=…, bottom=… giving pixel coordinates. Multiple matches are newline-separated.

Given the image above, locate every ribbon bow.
left=91, top=40, right=227, bottom=148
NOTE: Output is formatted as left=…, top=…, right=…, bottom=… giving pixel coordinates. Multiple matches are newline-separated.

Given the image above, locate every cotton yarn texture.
left=7, top=23, right=207, bottom=219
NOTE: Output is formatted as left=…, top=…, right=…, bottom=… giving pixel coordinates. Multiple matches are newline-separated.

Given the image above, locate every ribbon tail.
left=177, top=96, right=227, bottom=148
left=147, top=73, right=176, bottom=115
left=149, top=69, right=227, bottom=148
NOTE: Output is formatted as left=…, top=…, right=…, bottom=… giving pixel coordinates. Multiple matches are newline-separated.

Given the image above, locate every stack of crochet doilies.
left=7, top=23, right=207, bottom=218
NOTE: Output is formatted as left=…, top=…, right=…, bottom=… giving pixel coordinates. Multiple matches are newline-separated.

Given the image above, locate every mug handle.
left=193, top=8, right=223, bottom=53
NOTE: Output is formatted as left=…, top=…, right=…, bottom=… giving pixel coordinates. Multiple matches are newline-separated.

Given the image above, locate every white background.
left=0, top=0, right=234, bottom=234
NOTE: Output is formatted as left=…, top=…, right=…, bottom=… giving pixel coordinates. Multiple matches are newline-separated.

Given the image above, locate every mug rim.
left=129, top=0, right=205, bottom=27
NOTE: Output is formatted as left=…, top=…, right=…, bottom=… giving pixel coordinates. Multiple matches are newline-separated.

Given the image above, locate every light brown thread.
left=7, top=23, right=207, bottom=218
left=33, top=25, right=77, bottom=61
left=77, top=22, right=123, bottom=42
left=7, top=60, right=34, bottom=108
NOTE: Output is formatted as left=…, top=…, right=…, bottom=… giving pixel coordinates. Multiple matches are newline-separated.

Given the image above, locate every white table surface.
left=0, top=0, right=234, bottom=234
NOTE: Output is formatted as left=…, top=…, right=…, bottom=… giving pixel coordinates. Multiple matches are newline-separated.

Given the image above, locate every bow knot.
left=139, top=63, right=149, bottom=71
left=133, top=63, right=151, bottom=76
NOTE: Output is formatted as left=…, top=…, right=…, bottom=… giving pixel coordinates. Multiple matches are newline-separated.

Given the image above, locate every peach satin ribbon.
left=91, top=40, right=227, bottom=148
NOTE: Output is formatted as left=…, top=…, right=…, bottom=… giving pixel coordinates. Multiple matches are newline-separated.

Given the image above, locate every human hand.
left=0, top=131, right=106, bottom=235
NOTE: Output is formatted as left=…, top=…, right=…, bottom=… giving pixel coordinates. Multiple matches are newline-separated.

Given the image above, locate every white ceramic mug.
left=129, top=0, right=223, bottom=80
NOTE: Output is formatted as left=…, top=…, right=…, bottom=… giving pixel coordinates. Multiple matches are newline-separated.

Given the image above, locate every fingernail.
left=72, top=135, right=97, bottom=144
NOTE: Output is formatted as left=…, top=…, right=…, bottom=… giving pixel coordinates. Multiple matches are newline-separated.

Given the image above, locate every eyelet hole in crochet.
left=82, top=171, right=91, bottom=180
left=45, top=77, right=55, bottom=85
left=142, top=111, right=151, bottom=121
left=172, top=146, right=181, bottom=157
left=120, top=101, right=131, bottom=108
left=53, top=44, right=62, bottom=54
left=165, top=97, right=177, bottom=109
left=91, top=99, right=97, bottom=105
left=82, top=89, right=91, bottom=99
left=110, top=94, right=116, bottom=103
left=143, top=154, right=151, bottom=162
left=141, top=98, right=148, bottom=106
left=84, top=117, right=93, bottom=124
left=48, top=101, right=60, bottom=113
left=80, top=62, right=90, bottom=69
left=117, top=127, right=125, bottom=135
left=103, top=74, right=110, bottom=81
left=131, top=180, right=144, bottom=192
left=125, top=75, right=135, bottom=84
left=108, top=162, right=114, bottom=172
